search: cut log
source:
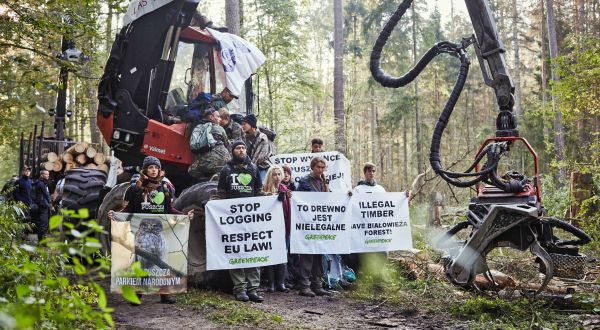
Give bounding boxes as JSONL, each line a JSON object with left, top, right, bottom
{"left": 59, "top": 153, "right": 73, "bottom": 163}
{"left": 474, "top": 271, "right": 516, "bottom": 291}
{"left": 66, "top": 143, "right": 86, "bottom": 155}
{"left": 93, "top": 153, "right": 105, "bottom": 165}
{"left": 40, "top": 152, "right": 58, "bottom": 163}
{"left": 40, "top": 162, "right": 54, "bottom": 171}
{"left": 52, "top": 161, "right": 63, "bottom": 172}
{"left": 97, "top": 164, "right": 109, "bottom": 173}
{"left": 85, "top": 163, "right": 97, "bottom": 169}
{"left": 65, "top": 162, "right": 80, "bottom": 171}
{"left": 85, "top": 147, "right": 97, "bottom": 158}
{"left": 75, "top": 154, "right": 87, "bottom": 165}
{"left": 81, "top": 142, "right": 89, "bottom": 149}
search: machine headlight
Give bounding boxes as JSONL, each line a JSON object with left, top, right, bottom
{"left": 124, "top": 133, "right": 131, "bottom": 143}
{"left": 112, "top": 131, "right": 120, "bottom": 140}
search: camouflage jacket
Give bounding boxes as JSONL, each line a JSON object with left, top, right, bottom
{"left": 223, "top": 119, "right": 244, "bottom": 144}
{"left": 188, "top": 121, "right": 232, "bottom": 177}
{"left": 244, "top": 130, "right": 272, "bottom": 171}
{"left": 210, "top": 93, "right": 228, "bottom": 110}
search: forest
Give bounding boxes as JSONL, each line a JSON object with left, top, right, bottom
{"left": 1, "top": 0, "right": 600, "bottom": 328}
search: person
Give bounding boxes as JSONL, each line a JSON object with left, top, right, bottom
{"left": 241, "top": 113, "right": 271, "bottom": 182}
{"left": 296, "top": 156, "right": 353, "bottom": 297}
{"left": 108, "top": 156, "right": 194, "bottom": 305}
{"left": 34, "top": 170, "right": 53, "bottom": 242}
{"left": 281, "top": 165, "right": 296, "bottom": 191}
{"left": 211, "top": 87, "right": 237, "bottom": 110}
{"left": 311, "top": 137, "right": 323, "bottom": 153}
{"left": 262, "top": 165, "right": 292, "bottom": 293}
{"left": 218, "top": 108, "right": 244, "bottom": 144}
{"left": 188, "top": 108, "right": 232, "bottom": 179}
{"left": 210, "top": 141, "right": 269, "bottom": 302}
{"left": 2, "top": 175, "right": 18, "bottom": 194}
{"left": 353, "top": 162, "right": 410, "bottom": 279}
{"left": 13, "top": 167, "right": 32, "bottom": 215}
{"left": 52, "top": 177, "right": 65, "bottom": 214}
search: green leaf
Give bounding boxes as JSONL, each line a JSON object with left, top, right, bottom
{"left": 70, "top": 229, "right": 82, "bottom": 237}
{"left": 23, "top": 262, "right": 37, "bottom": 270}
{"left": 50, "top": 313, "right": 66, "bottom": 322}
{"left": 43, "top": 279, "right": 59, "bottom": 289}
{"left": 121, "top": 285, "right": 140, "bottom": 304}
{"left": 49, "top": 215, "right": 62, "bottom": 230}
{"left": 57, "top": 277, "right": 69, "bottom": 287}
{"left": 103, "top": 313, "right": 115, "bottom": 327}
{"left": 16, "top": 284, "right": 31, "bottom": 298}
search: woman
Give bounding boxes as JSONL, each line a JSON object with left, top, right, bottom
{"left": 281, "top": 165, "right": 296, "bottom": 191}
{"left": 109, "top": 156, "right": 194, "bottom": 305}
{"left": 262, "top": 165, "right": 292, "bottom": 293}
{"left": 296, "top": 156, "right": 352, "bottom": 297}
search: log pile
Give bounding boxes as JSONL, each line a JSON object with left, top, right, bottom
{"left": 39, "top": 142, "right": 122, "bottom": 175}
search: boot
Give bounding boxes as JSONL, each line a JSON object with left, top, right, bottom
{"left": 266, "top": 266, "right": 275, "bottom": 292}
{"left": 313, "top": 287, "right": 333, "bottom": 296}
{"left": 248, "top": 293, "right": 264, "bottom": 302}
{"left": 299, "top": 287, "right": 315, "bottom": 297}
{"left": 275, "top": 264, "right": 289, "bottom": 292}
{"left": 235, "top": 292, "right": 249, "bottom": 301}
{"left": 160, "top": 294, "right": 176, "bottom": 304}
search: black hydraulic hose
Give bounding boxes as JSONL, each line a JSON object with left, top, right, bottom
{"left": 543, "top": 217, "right": 591, "bottom": 246}
{"left": 436, "top": 221, "right": 470, "bottom": 248}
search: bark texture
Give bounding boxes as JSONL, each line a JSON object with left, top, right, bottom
{"left": 333, "top": 0, "right": 345, "bottom": 154}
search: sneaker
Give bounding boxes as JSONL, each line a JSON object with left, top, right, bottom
{"left": 248, "top": 293, "right": 264, "bottom": 302}
{"left": 299, "top": 288, "right": 316, "bottom": 297}
{"left": 235, "top": 292, "right": 249, "bottom": 301}
{"left": 313, "top": 288, "right": 333, "bottom": 296}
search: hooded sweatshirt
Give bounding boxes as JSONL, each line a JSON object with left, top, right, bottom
{"left": 13, "top": 175, "right": 32, "bottom": 206}
{"left": 211, "top": 156, "right": 268, "bottom": 200}
{"left": 353, "top": 180, "right": 386, "bottom": 194}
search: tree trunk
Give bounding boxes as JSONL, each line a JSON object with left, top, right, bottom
{"left": 412, "top": 4, "right": 422, "bottom": 202}
{"left": 371, "top": 89, "right": 377, "bottom": 166}
{"left": 333, "top": 0, "right": 345, "bottom": 154}
{"left": 225, "top": 0, "right": 241, "bottom": 36}
{"left": 512, "top": 0, "right": 522, "bottom": 116}
{"left": 545, "top": 0, "right": 567, "bottom": 185}
{"left": 352, "top": 15, "right": 358, "bottom": 183}
{"left": 541, "top": 0, "right": 549, "bottom": 173}
{"left": 403, "top": 117, "right": 408, "bottom": 189}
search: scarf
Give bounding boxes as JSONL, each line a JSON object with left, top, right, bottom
{"left": 136, "top": 170, "right": 165, "bottom": 201}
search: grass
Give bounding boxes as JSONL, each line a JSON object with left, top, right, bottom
{"left": 177, "top": 288, "right": 286, "bottom": 327}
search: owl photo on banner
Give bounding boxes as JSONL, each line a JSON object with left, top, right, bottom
{"left": 134, "top": 218, "right": 167, "bottom": 270}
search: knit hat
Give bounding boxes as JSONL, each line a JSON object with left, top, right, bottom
{"left": 231, "top": 140, "right": 246, "bottom": 153}
{"left": 143, "top": 156, "right": 161, "bottom": 169}
{"left": 281, "top": 165, "right": 292, "bottom": 176}
{"left": 203, "top": 107, "right": 217, "bottom": 118}
{"left": 241, "top": 113, "right": 258, "bottom": 128}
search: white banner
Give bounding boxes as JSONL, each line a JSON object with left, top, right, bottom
{"left": 290, "top": 192, "right": 352, "bottom": 254}
{"left": 206, "top": 28, "right": 267, "bottom": 96}
{"left": 205, "top": 196, "right": 287, "bottom": 270}
{"left": 111, "top": 213, "right": 190, "bottom": 294}
{"left": 270, "top": 152, "right": 352, "bottom": 192}
{"left": 350, "top": 193, "right": 412, "bottom": 253}
{"left": 123, "top": 0, "right": 177, "bottom": 26}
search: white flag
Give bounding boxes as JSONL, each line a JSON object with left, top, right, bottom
{"left": 123, "top": 0, "right": 177, "bottom": 26}
{"left": 206, "top": 28, "right": 267, "bottom": 96}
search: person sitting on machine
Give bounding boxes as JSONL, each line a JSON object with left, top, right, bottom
{"left": 188, "top": 108, "right": 232, "bottom": 180}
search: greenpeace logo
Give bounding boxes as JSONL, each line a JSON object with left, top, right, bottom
{"left": 229, "top": 256, "right": 269, "bottom": 265}
{"left": 149, "top": 146, "right": 165, "bottom": 154}
{"left": 304, "top": 234, "right": 337, "bottom": 241}
{"left": 365, "top": 239, "right": 392, "bottom": 244}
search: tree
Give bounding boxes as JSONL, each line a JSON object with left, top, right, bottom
{"left": 225, "top": 0, "right": 241, "bottom": 36}
{"left": 333, "top": 0, "right": 345, "bottom": 154}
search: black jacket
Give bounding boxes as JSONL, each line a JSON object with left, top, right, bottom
{"left": 35, "top": 178, "right": 51, "bottom": 208}
{"left": 13, "top": 175, "right": 32, "bottom": 206}
{"left": 213, "top": 156, "right": 265, "bottom": 199}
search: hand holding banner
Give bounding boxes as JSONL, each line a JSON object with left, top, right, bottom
{"left": 270, "top": 152, "right": 352, "bottom": 192}
{"left": 205, "top": 196, "right": 287, "bottom": 270}
{"left": 290, "top": 192, "right": 352, "bottom": 254}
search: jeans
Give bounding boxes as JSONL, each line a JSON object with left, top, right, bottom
{"left": 229, "top": 267, "right": 261, "bottom": 295}
{"left": 259, "top": 170, "right": 268, "bottom": 182}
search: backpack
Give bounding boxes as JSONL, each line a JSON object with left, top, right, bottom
{"left": 229, "top": 113, "right": 244, "bottom": 125}
{"left": 190, "top": 122, "right": 217, "bottom": 154}
{"left": 258, "top": 125, "right": 277, "bottom": 142}
{"left": 29, "top": 181, "right": 40, "bottom": 216}
{"left": 176, "top": 92, "right": 212, "bottom": 124}
{"left": 321, "top": 254, "right": 356, "bottom": 291}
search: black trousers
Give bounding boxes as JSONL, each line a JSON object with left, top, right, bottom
{"left": 37, "top": 207, "right": 49, "bottom": 240}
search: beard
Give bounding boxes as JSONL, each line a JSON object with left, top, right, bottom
{"left": 232, "top": 153, "right": 246, "bottom": 164}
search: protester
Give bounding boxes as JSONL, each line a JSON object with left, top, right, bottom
{"left": 211, "top": 87, "right": 237, "bottom": 110}
{"left": 218, "top": 108, "right": 244, "bottom": 144}
{"left": 2, "top": 175, "right": 18, "bottom": 194}
{"left": 34, "top": 170, "right": 53, "bottom": 242}
{"left": 52, "top": 177, "right": 65, "bottom": 213}
{"left": 296, "top": 156, "right": 352, "bottom": 297}
{"left": 281, "top": 165, "right": 296, "bottom": 191}
{"left": 108, "top": 156, "right": 194, "bottom": 305}
{"left": 311, "top": 137, "right": 323, "bottom": 153}
{"left": 241, "top": 113, "right": 272, "bottom": 182}
{"left": 262, "top": 165, "right": 292, "bottom": 293}
{"left": 188, "top": 108, "right": 232, "bottom": 179}
{"left": 13, "top": 167, "right": 32, "bottom": 210}
{"left": 210, "top": 141, "right": 269, "bottom": 302}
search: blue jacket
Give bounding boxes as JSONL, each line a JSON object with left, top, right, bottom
{"left": 13, "top": 175, "right": 32, "bottom": 206}
{"left": 297, "top": 173, "right": 329, "bottom": 192}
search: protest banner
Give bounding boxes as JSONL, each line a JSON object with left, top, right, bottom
{"left": 290, "top": 192, "right": 352, "bottom": 254}
{"left": 205, "top": 196, "right": 287, "bottom": 270}
{"left": 111, "top": 213, "right": 190, "bottom": 294}
{"left": 270, "top": 152, "right": 352, "bottom": 192}
{"left": 350, "top": 193, "right": 412, "bottom": 253}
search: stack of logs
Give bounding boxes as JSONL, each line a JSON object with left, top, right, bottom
{"left": 39, "top": 142, "right": 123, "bottom": 174}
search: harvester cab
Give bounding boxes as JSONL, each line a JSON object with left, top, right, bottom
{"left": 370, "top": 0, "right": 591, "bottom": 293}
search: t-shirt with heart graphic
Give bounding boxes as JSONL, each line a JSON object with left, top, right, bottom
{"left": 217, "top": 160, "right": 263, "bottom": 199}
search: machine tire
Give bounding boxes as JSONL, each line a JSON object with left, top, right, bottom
{"left": 96, "top": 183, "right": 130, "bottom": 256}
{"left": 62, "top": 168, "right": 107, "bottom": 220}
{"left": 173, "top": 181, "right": 233, "bottom": 291}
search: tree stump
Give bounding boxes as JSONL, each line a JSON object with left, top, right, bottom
{"left": 427, "top": 191, "right": 445, "bottom": 227}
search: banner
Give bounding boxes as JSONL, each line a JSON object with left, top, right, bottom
{"left": 270, "top": 152, "right": 352, "bottom": 192}
{"left": 111, "top": 213, "right": 190, "bottom": 294}
{"left": 350, "top": 193, "right": 412, "bottom": 253}
{"left": 122, "top": 0, "right": 180, "bottom": 26}
{"left": 205, "top": 196, "right": 287, "bottom": 270}
{"left": 206, "top": 28, "right": 267, "bottom": 96}
{"left": 290, "top": 192, "right": 352, "bottom": 254}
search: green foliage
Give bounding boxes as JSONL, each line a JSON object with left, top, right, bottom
{"left": 0, "top": 198, "right": 114, "bottom": 329}
{"left": 539, "top": 173, "right": 571, "bottom": 217}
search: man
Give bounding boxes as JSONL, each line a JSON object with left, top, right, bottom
{"left": 13, "top": 167, "right": 32, "bottom": 224}
{"left": 311, "top": 137, "right": 323, "bottom": 153}
{"left": 211, "top": 87, "right": 237, "bottom": 110}
{"left": 34, "top": 170, "right": 53, "bottom": 241}
{"left": 218, "top": 108, "right": 244, "bottom": 144}
{"left": 2, "top": 175, "right": 19, "bottom": 194}
{"left": 241, "top": 113, "right": 271, "bottom": 181}
{"left": 210, "top": 141, "right": 269, "bottom": 302}
{"left": 188, "top": 108, "right": 232, "bottom": 179}
{"left": 353, "top": 162, "right": 387, "bottom": 194}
